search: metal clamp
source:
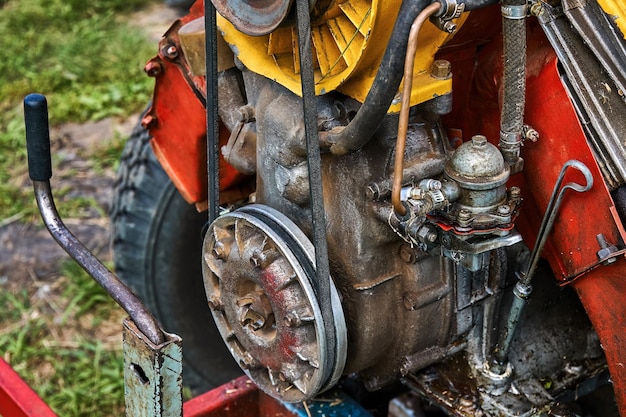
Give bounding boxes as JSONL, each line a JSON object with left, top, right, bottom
{"left": 431, "top": 0, "right": 465, "bottom": 33}
{"left": 501, "top": 3, "right": 529, "bottom": 19}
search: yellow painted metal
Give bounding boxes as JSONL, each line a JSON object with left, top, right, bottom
{"left": 597, "top": 0, "right": 626, "bottom": 38}
{"left": 217, "top": 0, "right": 467, "bottom": 110}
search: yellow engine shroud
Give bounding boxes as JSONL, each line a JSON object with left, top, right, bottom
{"left": 217, "top": 0, "right": 466, "bottom": 111}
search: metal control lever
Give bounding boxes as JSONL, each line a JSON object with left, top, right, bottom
{"left": 490, "top": 160, "right": 593, "bottom": 375}
{"left": 24, "top": 93, "right": 165, "bottom": 346}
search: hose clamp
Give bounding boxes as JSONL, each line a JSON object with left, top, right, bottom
{"left": 501, "top": 3, "right": 529, "bottom": 19}
{"left": 431, "top": 0, "right": 465, "bottom": 33}
{"left": 499, "top": 131, "right": 522, "bottom": 146}
{"left": 436, "top": 0, "right": 465, "bottom": 19}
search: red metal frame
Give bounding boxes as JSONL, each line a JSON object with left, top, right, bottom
{"left": 0, "top": 367, "right": 296, "bottom": 417}
{"left": 142, "top": 1, "right": 246, "bottom": 207}
{"left": 0, "top": 358, "right": 57, "bottom": 417}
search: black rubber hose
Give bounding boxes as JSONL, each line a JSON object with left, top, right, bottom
{"left": 322, "top": 0, "right": 498, "bottom": 155}
{"left": 321, "top": 0, "right": 432, "bottom": 155}
{"left": 499, "top": 0, "right": 527, "bottom": 162}
{"left": 463, "top": 0, "right": 499, "bottom": 11}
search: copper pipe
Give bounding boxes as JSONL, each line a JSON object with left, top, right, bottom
{"left": 392, "top": 2, "right": 442, "bottom": 216}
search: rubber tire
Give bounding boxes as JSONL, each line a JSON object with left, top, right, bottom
{"left": 110, "top": 118, "right": 241, "bottom": 393}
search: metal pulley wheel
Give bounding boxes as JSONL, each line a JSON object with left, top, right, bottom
{"left": 211, "top": 0, "right": 294, "bottom": 36}
{"left": 202, "top": 204, "right": 347, "bottom": 402}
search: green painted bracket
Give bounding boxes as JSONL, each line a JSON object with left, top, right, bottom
{"left": 123, "top": 318, "right": 183, "bottom": 417}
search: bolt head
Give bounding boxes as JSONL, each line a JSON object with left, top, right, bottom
{"left": 162, "top": 44, "right": 179, "bottom": 60}
{"left": 144, "top": 61, "right": 162, "bottom": 77}
{"left": 403, "top": 292, "right": 419, "bottom": 311}
{"left": 497, "top": 205, "right": 511, "bottom": 215}
{"left": 141, "top": 114, "right": 157, "bottom": 129}
{"left": 431, "top": 60, "right": 452, "bottom": 80}
{"left": 208, "top": 296, "right": 224, "bottom": 311}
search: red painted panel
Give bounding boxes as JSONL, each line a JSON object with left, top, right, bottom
{"left": 0, "top": 358, "right": 57, "bottom": 417}
{"left": 440, "top": 16, "right": 626, "bottom": 414}
{"left": 573, "top": 264, "right": 626, "bottom": 417}
{"left": 183, "top": 376, "right": 297, "bottom": 417}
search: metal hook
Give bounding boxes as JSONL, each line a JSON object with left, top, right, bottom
{"left": 524, "top": 160, "right": 593, "bottom": 285}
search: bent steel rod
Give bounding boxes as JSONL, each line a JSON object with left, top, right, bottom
{"left": 24, "top": 93, "right": 165, "bottom": 346}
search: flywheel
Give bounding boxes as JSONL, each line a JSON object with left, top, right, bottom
{"left": 201, "top": 204, "right": 347, "bottom": 402}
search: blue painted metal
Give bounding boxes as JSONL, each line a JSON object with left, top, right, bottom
{"left": 281, "top": 389, "right": 373, "bottom": 417}
{"left": 123, "top": 318, "right": 183, "bottom": 417}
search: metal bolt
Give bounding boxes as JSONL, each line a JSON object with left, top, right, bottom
{"left": 530, "top": 2, "right": 544, "bottom": 17}
{"left": 596, "top": 234, "right": 619, "bottom": 265}
{"left": 523, "top": 126, "right": 540, "bottom": 142}
{"left": 208, "top": 295, "right": 224, "bottom": 311}
{"left": 442, "top": 21, "right": 457, "bottom": 33}
{"left": 497, "top": 205, "right": 511, "bottom": 216}
{"left": 141, "top": 114, "right": 157, "bottom": 129}
{"left": 471, "top": 135, "right": 488, "bottom": 147}
{"left": 239, "top": 353, "right": 259, "bottom": 370}
{"left": 431, "top": 60, "right": 452, "bottom": 80}
{"left": 365, "top": 185, "right": 378, "bottom": 200}
{"left": 284, "top": 312, "right": 302, "bottom": 327}
{"left": 212, "top": 241, "right": 226, "bottom": 259}
{"left": 250, "top": 250, "right": 270, "bottom": 269}
{"left": 457, "top": 209, "right": 472, "bottom": 227}
{"left": 163, "top": 44, "right": 178, "bottom": 60}
{"left": 508, "top": 186, "right": 521, "bottom": 200}
{"left": 399, "top": 244, "right": 417, "bottom": 263}
{"left": 459, "top": 395, "right": 474, "bottom": 408}
{"left": 144, "top": 60, "right": 163, "bottom": 77}
{"left": 403, "top": 292, "right": 419, "bottom": 311}
{"left": 237, "top": 105, "right": 255, "bottom": 123}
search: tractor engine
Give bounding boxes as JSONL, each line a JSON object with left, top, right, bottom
{"left": 142, "top": 0, "right": 624, "bottom": 414}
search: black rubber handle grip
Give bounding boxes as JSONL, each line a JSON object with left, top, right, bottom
{"left": 24, "top": 94, "right": 52, "bottom": 182}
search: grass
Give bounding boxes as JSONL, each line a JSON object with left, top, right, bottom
{"left": 0, "top": 0, "right": 159, "bottom": 219}
{"left": 0, "top": 0, "right": 164, "bottom": 415}
{"left": 0, "top": 261, "right": 127, "bottom": 416}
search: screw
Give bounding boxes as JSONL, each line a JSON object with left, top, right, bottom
{"left": 524, "top": 127, "right": 540, "bottom": 142}
{"left": 444, "top": 21, "right": 457, "bottom": 33}
{"left": 144, "top": 60, "right": 163, "bottom": 77}
{"left": 431, "top": 60, "right": 452, "bottom": 80}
